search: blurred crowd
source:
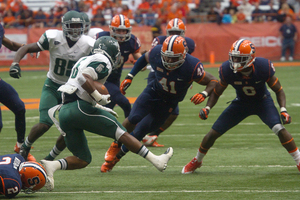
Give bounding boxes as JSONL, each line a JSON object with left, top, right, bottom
{"left": 0, "top": 0, "right": 198, "bottom": 28}
{"left": 207, "top": 0, "right": 300, "bottom": 24}
{"left": 0, "top": 0, "right": 299, "bottom": 29}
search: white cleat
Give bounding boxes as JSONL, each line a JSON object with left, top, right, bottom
{"left": 40, "top": 160, "right": 55, "bottom": 191}
{"left": 152, "top": 147, "right": 173, "bottom": 172}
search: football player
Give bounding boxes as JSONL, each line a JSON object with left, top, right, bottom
{"left": 9, "top": 10, "right": 95, "bottom": 161}
{"left": 81, "top": 12, "right": 103, "bottom": 39}
{"left": 143, "top": 18, "right": 196, "bottom": 147}
{"left": 100, "top": 35, "right": 217, "bottom": 173}
{"left": 0, "top": 23, "right": 36, "bottom": 161}
{"left": 0, "top": 154, "right": 47, "bottom": 198}
{"left": 182, "top": 39, "right": 300, "bottom": 174}
{"left": 95, "top": 14, "right": 142, "bottom": 119}
{"left": 40, "top": 36, "right": 173, "bottom": 191}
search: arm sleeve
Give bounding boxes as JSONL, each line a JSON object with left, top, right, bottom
{"left": 129, "top": 53, "right": 148, "bottom": 76}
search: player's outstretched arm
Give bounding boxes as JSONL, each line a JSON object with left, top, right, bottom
{"left": 120, "top": 52, "right": 149, "bottom": 95}
{"left": 267, "top": 75, "right": 291, "bottom": 124}
{"left": 191, "top": 72, "right": 218, "bottom": 105}
{"left": 199, "top": 79, "right": 227, "bottom": 120}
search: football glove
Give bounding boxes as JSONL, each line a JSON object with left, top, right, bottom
{"left": 98, "top": 94, "right": 111, "bottom": 105}
{"left": 91, "top": 90, "right": 111, "bottom": 105}
{"left": 9, "top": 62, "right": 21, "bottom": 79}
{"left": 281, "top": 111, "right": 291, "bottom": 124}
{"left": 190, "top": 91, "right": 208, "bottom": 105}
{"left": 120, "top": 74, "right": 133, "bottom": 95}
{"left": 94, "top": 104, "right": 119, "bottom": 118}
{"left": 199, "top": 107, "right": 210, "bottom": 120}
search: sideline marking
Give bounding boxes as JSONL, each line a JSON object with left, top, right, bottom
{"left": 37, "top": 189, "right": 300, "bottom": 194}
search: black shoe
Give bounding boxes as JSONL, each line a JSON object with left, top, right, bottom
{"left": 19, "top": 145, "right": 30, "bottom": 161}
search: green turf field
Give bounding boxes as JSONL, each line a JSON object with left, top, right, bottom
{"left": 1, "top": 65, "right": 300, "bottom": 200}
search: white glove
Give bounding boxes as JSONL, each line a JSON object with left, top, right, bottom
{"left": 94, "top": 104, "right": 119, "bottom": 118}
{"left": 91, "top": 90, "right": 111, "bottom": 105}
{"left": 98, "top": 94, "right": 111, "bottom": 105}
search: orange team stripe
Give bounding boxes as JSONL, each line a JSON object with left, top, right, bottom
{"left": 0, "top": 97, "right": 138, "bottom": 110}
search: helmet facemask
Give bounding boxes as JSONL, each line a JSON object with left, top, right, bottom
{"left": 63, "top": 22, "right": 84, "bottom": 41}
{"left": 109, "top": 27, "right": 132, "bottom": 42}
{"left": 62, "top": 11, "right": 85, "bottom": 42}
{"left": 229, "top": 39, "right": 256, "bottom": 73}
{"left": 109, "top": 14, "right": 132, "bottom": 42}
{"left": 161, "top": 50, "right": 185, "bottom": 70}
{"left": 161, "top": 35, "right": 187, "bottom": 71}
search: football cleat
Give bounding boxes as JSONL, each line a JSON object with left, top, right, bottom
{"left": 142, "top": 135, "right": 158, "bottom": 146}
{"left": 181, "top": 157, "right": 202, "bottom": 174}
{"left": 152, "top": 147, "right": 173, "bottom": 172}
{"left": 151, "top": 141, "right": 164, "bottom": 147}
{"left": 40, "top": 160, "right": 55, "bottom": 191}
{"left": 14, "top": 143, "right": 36, "bottom": 162}
{"left": 297, "top": 163, "right": 300, "bottom": 172}
{"left": 104, "top": 141, "right": 121, "bottom": 162}
{"left": 100, "top": 158, "right": 120, "bottom": 173}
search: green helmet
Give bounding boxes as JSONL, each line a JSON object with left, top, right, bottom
{"left": 93, "top": 36, "right": 121, "bottom": 69}
{"left": 62, "top": 10, "right": 84, "bottom": 41}
{"left": 81, "top": 12, "right": 91, "bottom": 35}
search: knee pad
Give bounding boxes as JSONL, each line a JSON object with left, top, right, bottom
{"left": 272, "top": 124, "right": 285, "bottom": 135}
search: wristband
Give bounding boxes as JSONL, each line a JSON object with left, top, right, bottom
{"left": 201, "top": 91, "right": 208, "bottom": 97}
{"left": 91, "top": 90, "right": 102, "bottom": 102}
{"left": 127, "top": 73, "right": 134, "bottom": 78}
{"left": 280, "top": 107, "right": 287, "bottom": 112}
{"left": 205, "top": 106, "right": 211, "bottom": 110}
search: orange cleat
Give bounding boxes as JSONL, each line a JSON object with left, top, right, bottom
{"left": 181, "top": 157, "right": 202, "bottom": 174}
{"left": 100, "top": 158, "right": 120, "bottom": 173}
{"left": 14, "top": 142, "right": 36, "bottom": 162}
{"left": 151, "top": 141, "right": 164, "bottom": 147}
{"left": 142, "top": 135, "right": 157, "bottom": 146}
{"left": 104, "top": 141, "right": 120, "bottom": 162}
{"left": 297, "top": 163, "right": 300, "bottom": 172}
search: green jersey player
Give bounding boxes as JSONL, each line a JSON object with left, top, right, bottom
{"left": 9, "top": 10, "right": 95, "bottom": 161}
{"left": 39, "top": 36, "right": 173, "bottom": 191}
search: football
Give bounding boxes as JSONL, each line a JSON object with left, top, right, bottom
{"left": 94, "top": 81, "right": 109, "bottom": 95}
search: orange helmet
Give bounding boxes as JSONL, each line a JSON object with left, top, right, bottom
{"left": 166, "top": 18, "right": 186, "bottom": 37}
{"left": 19, "top": 161, "right": 47, "bottom": 193}
{"left": 229, "top": 39, "right": 256, "bottom": 73}
{"left": 109, "top": 14, "right": 132, "bottom": 42}
{"left": 161, "top": 35, "right": 187, "bottom": 70}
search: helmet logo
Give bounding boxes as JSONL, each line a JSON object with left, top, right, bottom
{"left": 27, "top": 176, "right": 41, "bottom": 187}
{"left": 71, "top": 17, "right": 81, "bottom": 22}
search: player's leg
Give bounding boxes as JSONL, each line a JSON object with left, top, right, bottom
{"left": 44, "top": 134, "right": 66, "bottom": 160}
{"left": 104, "top": 88, "right": 153, "bottom": 163}
{"left": 144, "top": 106, "right": 179, "bottom": 147}
{"left": 259, "top": 97, "right": 300, "bottom": 171}
{"left": 55, "top": 100, "right": 173, "bottom": 173}
{"left": 0, "top": 80, "right": 36, "bottom": 161}
{"left": 182, "top": 101, "right": 249, "bottom": 174}
{"left": 114, "top": 100, "right": 175, "bottom": 164}
{"left": 41, "top": 127, "right": 91, "bottom": 191}
{"left": 20, "top": 79, "right": 62, "bottom": 160}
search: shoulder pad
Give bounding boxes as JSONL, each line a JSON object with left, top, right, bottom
{"left": 81, "top": 35, "right": 96, "bottom": 47}
{"left": 44, "top": 29, "right": 61, "bottom": 39}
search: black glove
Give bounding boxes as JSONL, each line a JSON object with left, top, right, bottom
{"left": 9, "top": 62, "right": 21, "bottom": 79}
{"left": 199, "top": 107, "right": 210, "bottom": 120}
